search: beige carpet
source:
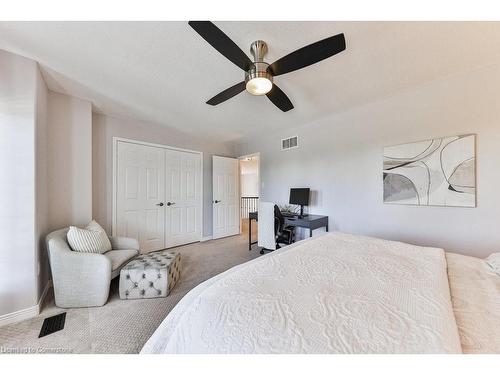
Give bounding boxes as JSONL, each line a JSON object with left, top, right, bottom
{"left": 0, "top": 235, "right": 260, "bottom": 354}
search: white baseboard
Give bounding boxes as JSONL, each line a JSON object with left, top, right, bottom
{"left": 0, "top": 305, "right": 39, "bottom": 327}
{"left": 37, "top": 280, "right": 52, "bottom": 313}
{"left": 0, "top": 280, "right": 52, "bottom": 327}
{"left": 200, "top": 236, "right": 213, "bottom": 242}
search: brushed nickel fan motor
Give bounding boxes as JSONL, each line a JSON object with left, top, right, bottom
{"left": 245, "top": 40, "right": 273, "bottom": 95}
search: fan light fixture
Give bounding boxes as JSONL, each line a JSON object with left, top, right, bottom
{"left": 245, "top": 43, "right": 273, "bottom": 96}
{"left": 245, "top": 40, "right": 273, "bottom": 95}
{"left": 246, "top": 77, "right": 272, "bottom": 95}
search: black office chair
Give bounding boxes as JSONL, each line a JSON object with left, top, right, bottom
{"left": 274, "top": 205, "right": 295, "bottom": 248}
{"left": 260, "top": 205, "right": 296, "bottom": 254}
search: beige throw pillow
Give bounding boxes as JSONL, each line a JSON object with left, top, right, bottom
{"left": 67, "top": 220, "right": 112, "bottom": 254}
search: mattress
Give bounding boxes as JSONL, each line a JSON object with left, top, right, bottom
{"left": 446, "top": 252, "right": 500, "bottom": 353}
{"left": 141, "top": 232, "right": 462, "bottom": 354}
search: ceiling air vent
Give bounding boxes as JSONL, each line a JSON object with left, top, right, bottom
{"left": 281, "top": 136, "right": 299, "bottom": 151}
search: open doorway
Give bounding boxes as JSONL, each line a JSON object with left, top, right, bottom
{"left": 239, "top": 153, "right": 259, "bottom": 241}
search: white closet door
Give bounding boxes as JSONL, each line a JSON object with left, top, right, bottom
{"left": 165, "top": 149, "right": 202, "bottom": 248}
{"left": 212, "top": 156, "right": 239, "bottom": 239}
{"left": 116, "top": 142, "right": 165, "bottom": 253}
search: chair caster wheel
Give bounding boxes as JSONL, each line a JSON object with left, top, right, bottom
{"left": 260, "top": 249, "right": 265, "bottom": 255}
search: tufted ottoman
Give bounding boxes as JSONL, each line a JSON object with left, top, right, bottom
{"left": 119, "top": 250, "right": 181, "bottom": 300}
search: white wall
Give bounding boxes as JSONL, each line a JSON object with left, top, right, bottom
{"left": 238, "top": 63, "right": 500, "bottom": 257}
{"left": 35, "top": 64, "right": 49, "bottom": 300}
{"left": 47, "top": 92, "right": 92, "bottom": 231}
{"left": 0, "top": 50, "right": 38, "bottom": 316}
{"left": 0, "top": 50, "right": 93, "bottom": 321}
{"left": 92, "top": 113, "right": 236, "bottom": 238}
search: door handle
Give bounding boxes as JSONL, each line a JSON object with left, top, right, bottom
{"left": 156, "top": 202, "right": 164, "bottom": 206}
{"left": 166, "top": 202, "right": 175, "bottom": 206}
{"left": 213, "top": 200, "right": 221, "bottom": 203}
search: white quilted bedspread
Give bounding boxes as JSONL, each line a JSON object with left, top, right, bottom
{"left": 141, "top": 233, "right": 462, "bottom": 354}
{"left": 446, "top": 252, "right": 500, "bottom": 353}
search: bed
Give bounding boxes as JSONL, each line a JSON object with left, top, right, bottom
{"left": 446, "top": 252, "right": 500, "bottom": 353}
{"left": 141, "top": 232, "right": 500, "bottom": 354}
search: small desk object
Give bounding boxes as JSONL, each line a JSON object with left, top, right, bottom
{"left": 248, "top": 212, "right": 328, "bottom": 251}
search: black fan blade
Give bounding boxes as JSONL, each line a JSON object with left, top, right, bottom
{"left": 189, "top": 21, "right": 252, "bottom": 71}
{"left": 206, "top": 81, "right": 246, "bottom": 105}
{"left": 266, "top": 84, "right": 294, "bottom": 112}
{"left": 268, "top": 33, "right": 346, "bottom": 76}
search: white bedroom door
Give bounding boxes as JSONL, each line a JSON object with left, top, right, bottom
{"left": 116, "top": 141, "right": 166, "bottom": 253}
{"left": 212, "top": 156, "right": 239, "bottom": 239}
{"left": 165, "top": 149, "right": 202, "bottom": 248}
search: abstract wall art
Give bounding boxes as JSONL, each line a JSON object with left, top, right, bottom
{"left": 383, "top": 134, "right": 476, "bottom": 207}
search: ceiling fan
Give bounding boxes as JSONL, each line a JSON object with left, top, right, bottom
{"left": 188, "top": 21, "right": 346, "bottom": 112}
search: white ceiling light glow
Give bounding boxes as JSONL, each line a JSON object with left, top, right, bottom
{"left": 246, "top": 77, "right": 273, "bottom": 95}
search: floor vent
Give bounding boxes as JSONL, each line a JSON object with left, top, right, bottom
{"left": 281, "top": 136, "right": 299, "bottom": 150}
{"left": 39, "top": 312, "right": 66, "bottom": 338}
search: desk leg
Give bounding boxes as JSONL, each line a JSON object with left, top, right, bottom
{"left": 249, "top": 218, "right": 252, "bottom": 251}
{"left": 310, "top": 228, "right": 313, "bottom": 237}
{"left": 326, "top": 224, "right": 329, "bottom": 232}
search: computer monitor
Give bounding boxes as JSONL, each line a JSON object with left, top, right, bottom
{"left": 289, "top": 188, "right": 310, "bottom": 217}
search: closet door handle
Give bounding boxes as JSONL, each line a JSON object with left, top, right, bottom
{"left": 156, "top": 202, "right": 164, "bottom": 207}
{"left": 166, "top": 202, "right": 175, "bottom": 206}
{"left": 213, "top": 200, "right": 221, "bottom": 204}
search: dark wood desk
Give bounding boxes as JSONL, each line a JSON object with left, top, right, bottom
{"left": 248, "top": 211, "right": 329, "bottom": 250}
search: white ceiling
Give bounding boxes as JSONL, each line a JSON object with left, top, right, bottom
{"left": 1, "top": 21, "right": 500, "bottom": 143}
